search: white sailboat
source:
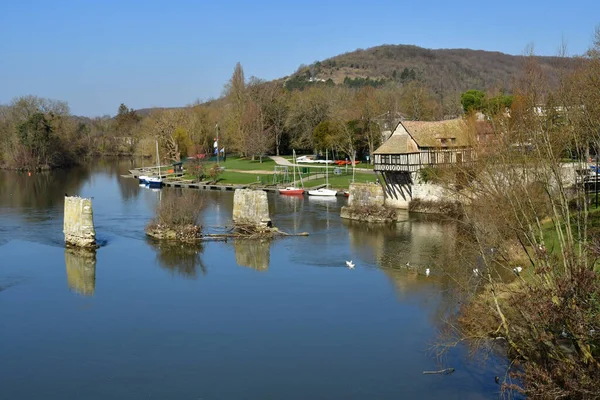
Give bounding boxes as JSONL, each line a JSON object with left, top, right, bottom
{"left": 279, "top": 149, "right": 305, "bottom": 195}
{"left": 308, "top": 149, "right": 337, "bottom": 197}
{"left": 146, "top": 141, "right": 163, "bottom": 188}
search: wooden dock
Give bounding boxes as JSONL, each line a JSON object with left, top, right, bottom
{"left": 128, "top": 166, "right": 185, "bottom": 180}
{"left": 124, "top": 168, "right": 346, "bottom": 195}
{"left": 162, "top": 179, "right": 247, "bottom": 191}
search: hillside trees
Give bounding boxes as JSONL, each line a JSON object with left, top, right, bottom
{"left": 144, "top": 109, "right": 192, "bottom": 162}
{"left": 286, "top": 87, "right": 330, "bottom": 150}
{"left": 258, "top": 82, "right": 288, "bottom": 156}
{"left": 400, "top": 81, "right": 443, "bottom": 120}
{"left": 115, "top": 103, "right": 141, "bottom": 135}
{"left": 460, "top": 89, "right": 486, "bottom": 113}
{"left": 0, "top": 96, "right": 86, "bottom": 169}
{"left": 224, "top": 62, "right": 248, "bottom": 156}
{"left": 353, "top": 86, "right": 383, "bottom": 163}
{"left": 460, "top": 89, "right": 513, "bottom": 116}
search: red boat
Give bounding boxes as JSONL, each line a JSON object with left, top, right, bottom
{"left": 279, "top": 187, "right": 305, "bottom": 195}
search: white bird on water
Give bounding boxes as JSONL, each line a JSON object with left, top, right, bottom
{"left": 425, "top": 268, "right": 430, "bottom": 277}
{"left": 346, "top": 260, "right": 355, "bottom": 269}
{"left": 513, "top": 266, "right": 523, "bottom": 274}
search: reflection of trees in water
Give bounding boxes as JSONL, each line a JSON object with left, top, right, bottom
{"left": 269, "top": 194, "right": 305, "bottom": 233}
{"left": 117, "top": 176, "right": 141, "bottom": 202}
{"left": 113, "top": 158, "right": 142, "bottom": 202}
{"left": 64, "top": 248, "right": 96, "bottom": 296}
{"left": 233, "top": 239, "right": 271, "bottom": 271}
{"left": 146, "top": 238, "right": 206, "bottom": 279}
{"left": 345, "top": 217, "right": 457, "bottom": 268}
{"left": 346, "top": 217, "right": 463, "bottom": 301}
{"left": 0, "top": 167, "right": 91, "bottom": 221}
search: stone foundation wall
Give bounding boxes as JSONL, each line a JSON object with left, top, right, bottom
{"left": 347, "top": 182, "right": 385, "bottom": 207}
{"left": 412, "top": 183, "right": 447, "bottom": 202}
{"left": 383, "top": 184, "right": 410, "bottom": 209}
{"left": 233, "top": 189, "right": 271, "bottom": 227}
{"left": 63, "top": 196, "right": 96, "bottom": 248}
{"left": 342, "top": 183, "right": 397, "bottom": 222}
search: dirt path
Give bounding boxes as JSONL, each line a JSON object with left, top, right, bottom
{"left": 269, "top": 155, "right": 374, "bottom": 172}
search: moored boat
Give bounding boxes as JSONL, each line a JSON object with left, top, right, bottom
{"left": 307, "top": 149, "right": 337, "bottom": 197}
{"left": 279, "top": 187, "right": 304, "bottom": 195}
{"left": 145, "top": 176, "right": 162, "bottom": 188}
{"left": 279, "top": 150, "right": 305, "bottom": 196}
{"left": 307, "top": 188, "right": 337, "bottom": 197}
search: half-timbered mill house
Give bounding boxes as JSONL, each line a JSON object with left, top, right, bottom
{"left": 373, "top": 118, "right": 474, "bottom": 208}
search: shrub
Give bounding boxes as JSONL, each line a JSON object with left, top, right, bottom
{"left": 207, "top": 163, "right": 223, "bottom": 183}
{"left": 151, "top": 190, "right": 204, "bottom": 228}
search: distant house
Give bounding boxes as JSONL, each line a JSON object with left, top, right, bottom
{"left": 373, "top": 119, "right": 474, "bottom": 173}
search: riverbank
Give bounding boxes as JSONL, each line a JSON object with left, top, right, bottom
{"left": 137, "top": 155, "right": 377, "bottom": 190}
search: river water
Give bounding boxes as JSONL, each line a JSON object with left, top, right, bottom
{"left": 0, "top": 159, "right": 504, "bottom": 399}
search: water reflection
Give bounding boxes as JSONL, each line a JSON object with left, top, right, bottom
{"left": 64, "top": 248, "right": 96, "bottom": 296}
{"left": 233, "top": 239, "right": 271, "bottom": 271}
{"left": 270, "top": 194, "right": 305, "bottom": 233}
{"left": 346, "top": 215, "right": 458, "bottom": 270}
{"left": 0, "top": 160, "right": 504, "bottom": 399}
{"left": 0, "top": 167, "right": 90, "bottom": 219}
{"left": 146, "top": 238, "right": 206, "bottom": 278}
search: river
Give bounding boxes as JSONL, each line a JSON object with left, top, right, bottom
{"left": 0, "top": 159, "right": 505, "bottom": 399}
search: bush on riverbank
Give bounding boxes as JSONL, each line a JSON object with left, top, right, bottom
{"left": 439, "top": 41, "right": 600, "bottom": 398}
{"left": 146, "top": 190, "right": 204, "bottom": 241}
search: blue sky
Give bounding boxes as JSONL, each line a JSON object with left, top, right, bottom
{"left": 1, "top": 0, "right": 598, "bottom": 116}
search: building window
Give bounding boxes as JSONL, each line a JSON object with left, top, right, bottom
{"left": 439, "top": 138, "right": 448, "bottom": 145}
{"left": 450, "top": 138, "right": 456, "bottom": 144}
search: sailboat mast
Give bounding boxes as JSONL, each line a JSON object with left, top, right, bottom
{"left": 156, "top": 141, "right": 160, "bottom": 177}
{"left": 326, "top": 149, "right": 329, "bottom": 188}
{"left": 292, "top": 149, "right": 297, "bottom": 184}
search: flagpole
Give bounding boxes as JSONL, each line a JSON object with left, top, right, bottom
{"left": 215, "top": 123, "right": 220, "bottom": 166}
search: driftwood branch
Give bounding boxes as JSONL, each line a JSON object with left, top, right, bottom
{"left": 422, "top": 368, "right": 455, "bottom": 375}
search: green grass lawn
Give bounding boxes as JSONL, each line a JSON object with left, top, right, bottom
{"left": 302, "top": 172, "right": 376, "bottom": 189}
{"left": 216, "top": 171, "right": 266, "bottom": 185}
{"left": 210, "top": 170, "right": 374, "bottom": 188}
{"left": 220, "top": 156, "right": 276, "bottom": 171}
{"left": 181, "top": 155, "right": 375, "bottom": 187}
{"left": 542, "top": 204, "right": 600, "bottom": 257}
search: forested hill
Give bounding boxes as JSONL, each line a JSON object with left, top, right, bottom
{"left": 285, "top": 44, "right": 568, "bottom": 93}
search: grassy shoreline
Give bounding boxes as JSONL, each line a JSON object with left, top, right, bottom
{"left": 183, "top": 156, "right": 376, "bottom": 189}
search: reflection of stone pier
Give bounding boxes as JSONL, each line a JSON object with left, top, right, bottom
{"left": 65, "top": 248, "right": 96, "bottom": 296}
{"left": 234, "top": 240, "right": 270, "bottom": 271}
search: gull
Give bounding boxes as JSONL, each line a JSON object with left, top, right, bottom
{"left": 513, "top": 266, "right": 522, "bottom": 274}
{"left": 346, "top": 260, "right": 355, "bottom": 269}
{"left": 425, "top": 268, "right": 430, "bottom": 277}
{"left": 473, "top": 268, "right": 480, "bottom": 276}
